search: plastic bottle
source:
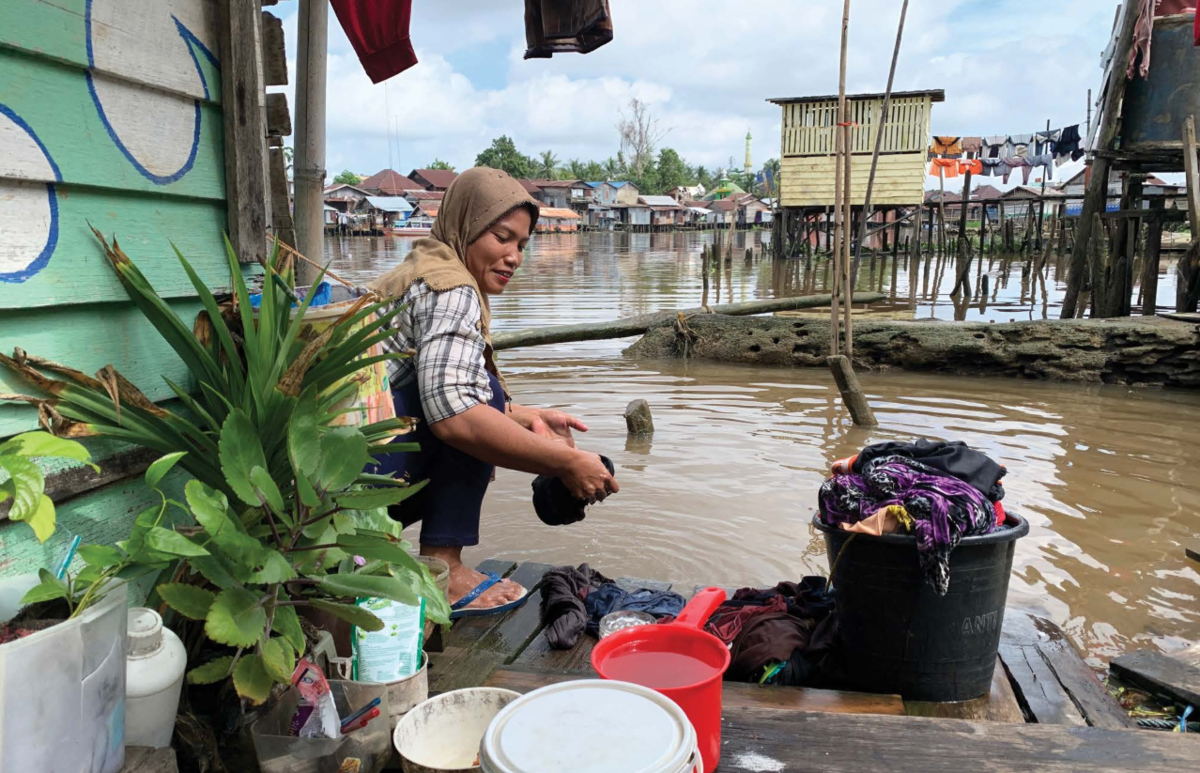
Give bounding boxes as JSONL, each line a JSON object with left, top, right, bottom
{"left": 125, "top": 607, "right": 186, "bottom": 748}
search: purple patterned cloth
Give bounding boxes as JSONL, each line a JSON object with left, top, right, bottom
{"left": 819, "top": 455, "right": 997, "bottom": 595}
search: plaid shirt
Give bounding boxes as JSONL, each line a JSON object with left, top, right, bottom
{"left": 381, "top": 281, "right": 493, "bottom": 424}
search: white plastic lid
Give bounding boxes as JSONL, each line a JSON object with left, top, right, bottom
{"left": 126, "top": 607, "right": 164, "bottom": 658}
{"left": 479, "top": 680, "right": 697, "bottom": 773}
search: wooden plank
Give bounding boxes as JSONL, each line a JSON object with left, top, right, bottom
{"left": 217, "top": 0, "right": 267, "bottom": 265}
{"left": 719, "top": 708, "right": 1200, "bottom": 773}
{"left": 0, "top": 187, "right": 231, "bottom": 309}
{"left": 1169, "top": 643, "right": 1200, "bottom": 670}
{"left": 485, "top": 666, "right": 907, "bottom": 716}
{"left": 120, "top": 747, "right": 178, "bottom": 773}
{"left": 265, "top": 92, "right": 291, "bottom": 137}
{"left": 905, "top": 657, "right": 1025, "bottom": 723}
{"left": 0, "top": 446, "right": 157, "bottom": 521}
{"left": 1110, "top": 649, "right": 1200, "bottom": 709}
{"left": 998, "top": 641, "right": 1086, "bottom": 727}
{"left": 268, "top": 146, "right": 297, "bottom": 248}
{"left": 0, "top": 299, "right": 208, "bottom": 436}
{"left": 427, "top": 560, "right": 552, "bottom": 694}
{"left": 1186, "top": 544, "right": 1200, "bottom": 565}
{"left": 260, "top": 10, "right": 287, "bottom": 87}
{"left": 1038, "top": 639, "right": 1134, "bottom": 730}
{"left": 0, "top": 54, "right": 225, "bottom": 198}
{"left": 0, "top": 0, "right": 222, "bottom": 103}
{"left": 1185, "top": 115, "right": 1200, "bottom": 237}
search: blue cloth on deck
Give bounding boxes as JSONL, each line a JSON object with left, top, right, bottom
{"left": 584, "top": 584, "right": 687, "bottom": 637}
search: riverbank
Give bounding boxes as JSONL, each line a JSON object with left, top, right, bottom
{"left": 626, "top": 314, "right": 1200, "bottom": 387}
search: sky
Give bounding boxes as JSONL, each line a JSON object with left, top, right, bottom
{"left": 275, "top": 1, "right": 1121, "bottom": 191}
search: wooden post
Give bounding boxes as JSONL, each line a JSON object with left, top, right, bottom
{"left": 892, "top": 211, "right": 901, "bottom": 260}
{"left": 937, "top": 170, "right": 948, "bottom": 256}
{"left": 827, "top": 355, "right": 877, "bottom": 426}
{"left": 830, "top": 0, "right": 852, "bottom": 356}
{"left": 1061, "top": 1, "right": 1138, "bottom": 318}
{"left": 1088, "top": 212, "right": 1107, "bottom": 317}
{"left": 217, "top": 0, "right": 269, "bottom": 266}
{"left": 850, "top": 0, "right": 909, "bottom": 279}
{"left": 293, "top": 0, "right": 328, "bottom": 284}
{"left": 843, "top": 124, "right": 854, "bottom": 357}
{"left": 1036, "top": 119, "right": 1050, "bottom": 251}
{"left": 952, "top": 168, "right": 973, "bottom": 295}
{"left": 1142, "top": 198, "right": 1164, "bottom": 316}
{"left": 1183, "top": 116, "right": 1200, "bottom": 236}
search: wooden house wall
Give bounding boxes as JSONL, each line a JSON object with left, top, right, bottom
{"left": 0, "top": 0, "right": 233, "bottom": 575}
{"left": 778, "top": 94, "right": 933, "bottom": 208}
{"left": 615, "top": 184, "right": 640, "bottom": 205}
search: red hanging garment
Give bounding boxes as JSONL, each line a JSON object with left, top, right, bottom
{"left": 330, "top": 0, "right": 418, "bottom": 84}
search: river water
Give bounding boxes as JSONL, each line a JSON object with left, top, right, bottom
{"left": 328, "top": 231, "right": 1200, "bottom": 666}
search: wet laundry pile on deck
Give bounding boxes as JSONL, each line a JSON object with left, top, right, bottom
{"left": 703, "top": 578, "right": 842, "bottom": 688}
{"left": 818, "top": 440, "right": 1007, "bottom": 595}
{"left": 539, "top": 564, "right": 686, "bottom": 650}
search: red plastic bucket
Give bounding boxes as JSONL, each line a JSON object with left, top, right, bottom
{"left": 590, "top": 588, "right": 729, "bottom": 772}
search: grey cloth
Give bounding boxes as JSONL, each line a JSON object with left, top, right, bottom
{"left": 1010, "top": 133, "right": 1034, "bottom": 160}
{"left": 984, "top": 135, "right": 1009, "bottom": 159}
{"left": 980, "top": 158, "right": 1012, "bottom": 183}
{"left": 1035, "top": 130, "right": 1060, "bottom": 157}
{"left": 1030, "top": 153, "right": 1055, "bottom": 182}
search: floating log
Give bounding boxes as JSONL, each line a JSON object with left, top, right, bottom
{"left": 625, "top": 314, "right": 1200, "bottom": 387}
{"left": 492, "top": 293, "right": 885, "bottom": 350}
{"left": 623, "top": 399, "right": 655, "bottom": 435}
{"left": 1110, "top": 649, "right": 1200, "bottom": 709}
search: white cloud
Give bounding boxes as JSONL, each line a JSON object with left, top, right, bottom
{"left": 275, "top": 0, "right": 1119, "bottom": 183}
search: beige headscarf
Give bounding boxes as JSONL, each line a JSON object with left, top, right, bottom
{"left": 370, "top": 167, "right": 539, "bottom": 392}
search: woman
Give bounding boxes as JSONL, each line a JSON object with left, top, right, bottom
{"left": 370, "top": 167, "right": 619, "bottom": 616}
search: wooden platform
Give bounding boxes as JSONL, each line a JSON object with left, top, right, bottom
{"left": 420, "top": 560, "right": 1200, "bottom": 771}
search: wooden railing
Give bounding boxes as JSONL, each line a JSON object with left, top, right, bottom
{"left": 781, "top": 95, "right": 931, "bottom": 157}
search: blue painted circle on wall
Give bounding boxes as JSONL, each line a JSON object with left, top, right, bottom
{"left": 0, "top": 103, "right": 60, "bottom": 284}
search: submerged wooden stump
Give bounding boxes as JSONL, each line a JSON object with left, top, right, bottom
{"left": 826, "top": 355, "right": 877, "bottom": 426}
{"left": 623, "top": 399, "right": 655, "bottom": 435}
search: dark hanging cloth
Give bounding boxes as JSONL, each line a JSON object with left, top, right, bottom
{"left": 584, "top": 584, "right": 686, "bottom": 637}
{"left": 540, "top": 564, "right": 612, "bottom": 650}
{"left": 704, "top": 579, "right": 840, "bottom": 687}
{"left": 531, "top": 455, "right": 615, "bottom": 526}
{"left": 330, "top": 0, "right": 418, "bottom": 84}
{"left": 524, "top": 0, "right": 614, "bottom": 59}
{"left": 1054, "top": 125, "right": 1083, "bottom": 167}
{"left": 851, "top": 439, "right": 1005, "bottom": 501}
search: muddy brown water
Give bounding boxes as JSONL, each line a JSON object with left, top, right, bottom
{"left": 329, "top": 231, "right": 1200, "bottom": 666}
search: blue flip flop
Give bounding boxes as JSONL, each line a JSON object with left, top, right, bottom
{"left": 450, "top": 571, "right": 529, "bottom": 619}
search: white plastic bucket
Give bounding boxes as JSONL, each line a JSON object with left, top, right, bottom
{"left": 385, "top": 651, "right": 429, "bottom": 729}
{"left": 479, "top": 680, "right": 703, "bottom": 773}
{"left": 392, "top": 688, "right": 521, "bottom": 772}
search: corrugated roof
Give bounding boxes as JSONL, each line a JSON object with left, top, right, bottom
{"left": 415, "top": 203, "right": 440, "bottom": 217}
{"left": 406, "top": 190, "right": 444, "bottom": 200}
{"left": 768, "top": 89, "right": 945, "bottom": 105}
{"left": 410, "top": 169, "right": 459, "bottom": 188}
{"left": 539, "top": 208, "right": 581, "bottom": 219}
{"left": 708, "top": 199, "right": 738, "bottom": 211}
{"left": 364, "top": 196, "right": 414, "bottom": 213}
{"left": 530, "top": 179, "right": 582, "bottom": 188}
{"left": 687, "top": 207, "right": 710, "bottom": 215}
{"left": 516, "top": 179, "right": 542, "bottom": 194}
{"left": 639, "top": 195, "right": 681, "bottom": 207}
{"left": 360, "top": 169, "right": 421, "bottom": 194}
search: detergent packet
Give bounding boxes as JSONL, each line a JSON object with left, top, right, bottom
{"left": 351, "top": 596, "right": 425, "bottom": 682}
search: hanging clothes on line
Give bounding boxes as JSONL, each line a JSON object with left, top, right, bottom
{"left": 983, "top": 136, "right": 1010, "bottom": 160}
{"left": 1035, "top": 129, "right": 1060, "bottom": 158}
{"left": 928, "top": 159, "right": 981, "bottom": 179}
{"left": 961, "top": 137, "right": 983, "bottom": 159}
{"left": 330, "top": 0, "right": 418, "bottom": 84}
{"left": 1009, "top": 134, "right": 1034, "bottom": 160}
{"left": 1054, "top": 125, "right": 1084, "bottom": 166}
{"left": 980, "top": 158, "right": 1012, "bottom": 182}
{"left": 930, "top": 136, "right": 964, "bottom": 156}
{"left": 525, "top": 0, "right": 615, "bottom": 59}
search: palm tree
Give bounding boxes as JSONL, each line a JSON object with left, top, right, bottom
{"left": 537, "top": 150, "right": 560, "bottom": 179}
{"left": 603, "top": 156, "right": 622, "bottom": 180}
{"left": 567, "top": 158, "right": 587, "bottom": 179}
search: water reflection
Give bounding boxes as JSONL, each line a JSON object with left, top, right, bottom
{"left": 329, "top": 231, "right": 1200, "bottom": 665}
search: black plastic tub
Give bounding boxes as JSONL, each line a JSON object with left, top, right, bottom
{"left": 813, "top": 512, "right": 1029, "bottom": 702}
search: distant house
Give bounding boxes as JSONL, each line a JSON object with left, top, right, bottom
{"left": 681, "top": 201, "right": 711, "bottom": 226}
{"left": 516, "top": 179, "right": 543, "bottom": 197}
{"left": 360, "top": 169, "right": 421, "bottom": 195}
{"left": 639, "top": 195, "right": 684, "bottom": 228}
{"left": 324, "top": 183, "right": 371, "bottom": 211}
{"left": 586, "top": 182, "right": 620, "bottom": 206}
{"left": 412, "top": 202, "right": 440, "bottom": 220}
{"left": 361, "top": 196, "right": 414, "bottom": 230}
{"left": 706, "top": 198, "right": 737, "bottom": 226}
{"left": 409, "top": 169, "right": 459, "bottom": 191}
{"left": 610, "top": 181, "right": 640, "bottom": 205}
{"left": 999, "top": 186, "right": 1067, "bottom": 219}
{"left": 670, "top": 184, "right": 706, "bottom": 201}
{"left": 403, "top": 189, "right": 445, "bottom": 206}
{"left": 703, "top": 178, "right": 745, "bottom": 201}
{"left": 616, "top": 203, "right": 651, "bottom": 229}
{"left": 535, "top": 208, "right": 581, "bottom": 233}
{"left": 528, "top": 180, "right": 582, "bottom": 210}
{"left": 734, "top": 194, "right": 771, "bottom": 226}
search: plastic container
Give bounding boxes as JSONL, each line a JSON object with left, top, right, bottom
{"left": 392, "top": 688, "right": 520, "bottom": 772}
{"left": 0, "top": 583, "right": 128, "bottom": 773}
{"left": 385, "top": 651, "right": 429, "bottom": 729}
{"left": 251, "top": 680, "right": 391, "bottom": 773}
{"left": 814, "top": 512, "right": 1030, "bottom": 701}
{"left": 125, "top": 607, "right": 186, "bottom": 748}
{"left": 479, "top": 680, "right": 703, "bottom": 773}
{"left": 590, "top": 588, "right": 729, "bottom": 773}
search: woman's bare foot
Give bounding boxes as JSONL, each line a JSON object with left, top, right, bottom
{"left": 421, "top": 545, "right": 526, "bottom": 611}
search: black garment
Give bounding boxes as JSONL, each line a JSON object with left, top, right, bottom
{"left": 540, "top": 564, "right": 612, "bottom": 650}
{"left": 851, "top": 439, "right": 1005, "bottom": 501}
{"left": 524, "top": 0, "right": 614, "bottom": 59}
{"left": 583, "top": 584, "right": 686, "bottom": 637}
{"left": 1055, "top": 125, "right": 1083, "bottom": 164}
{"left": 531, "top": 455, "right": 615, "bottom": 526}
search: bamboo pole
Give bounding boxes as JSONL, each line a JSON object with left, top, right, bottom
{"left": 293, "top": 0, "right": 328, "bottom": 285}
{"left": 850, "top": 0, "right": 909, "bottom": 280}
{"left": 832, "top": 0, "right": 852, "bottom": 357}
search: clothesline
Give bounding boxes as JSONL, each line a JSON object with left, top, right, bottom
{"left": 926, "top": 124, "right": 1086, "bottom": 186}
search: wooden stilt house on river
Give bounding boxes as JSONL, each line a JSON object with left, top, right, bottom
{"left": 0, "top": 0, "right": 287, "bottom": 574}
{"left": 769, "top": 89, "right": 943, "bottom": 257}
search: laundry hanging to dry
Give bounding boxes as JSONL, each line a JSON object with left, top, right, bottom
{"left": 525, "top": 0, "right": 615, "bottom": 59}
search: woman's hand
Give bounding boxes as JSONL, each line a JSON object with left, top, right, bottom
{"left": 559, "top": 450, "right": 619, "bottom": 503}
{"left": 510, "top": 405, "right": 588, "bottom": 448}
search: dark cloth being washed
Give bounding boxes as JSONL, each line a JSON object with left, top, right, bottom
{"left": 539, "top": 564, "right": 686, "bottom": 649}
{"left": 531, "top": 455, "right": 615, "bottom": 526}
{"left": 820, "top": 455, "right": 999, "bottom": 595}
{"left": 524, "top": 0, "right": 614, "bottom": 59}
{"left": 850, "top": 439, "right": 1006, "bottom": 502}
{"left": 704, "top": 578, "right": 840, "bottom": 687}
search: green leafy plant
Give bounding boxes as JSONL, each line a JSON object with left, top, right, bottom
{"left": 1, "top": 234, "right": 449, "bottom": 703}
{"left": 0, "top": 432, "right": 95, "bottom": 542}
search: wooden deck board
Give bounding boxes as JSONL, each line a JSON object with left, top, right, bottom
{"left": 1110, "top": 649, "right": 1200, "bottom": 709}
{"left": 485, "top": 665, "right": 907, "bottom": 716}
{"left": 719, "top": 708, "right": 1200, "bottom": 773}
{"left": 905, "top": 657, "right": 1026, "bottom": 723}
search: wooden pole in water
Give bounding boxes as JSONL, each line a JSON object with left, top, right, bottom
{"left": 1141, "top": 198, "right": 1164, "bottom": 316}
{"left": 952, "top": 168, "right": 973, "bottom": 295}
{"left": 830, "top": 0, "right": 852, "bottom": 356}
{"left": 827, "top": 355, "right": 877, "bottom": 426}
{"left": 851, "top": 0, "right": 909, "bottom": 280}
{"left": 843, "top": 123, "right": 854, "bottom": 357}
{"left": 293, "top": 0, "right": 328, "bottom": 285}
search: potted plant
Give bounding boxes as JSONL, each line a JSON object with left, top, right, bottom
{"left": 0, "top": 234, "right": 447, "bottom": 758}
